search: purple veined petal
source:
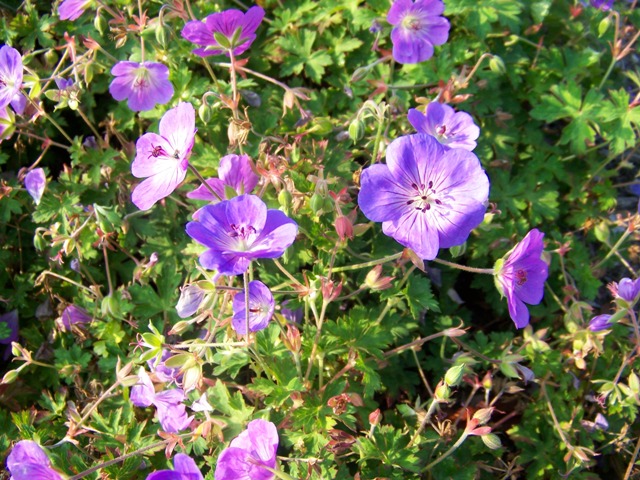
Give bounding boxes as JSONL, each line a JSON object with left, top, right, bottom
{"left": 357, "top": 164, "right": 410, "bottom": 223}
{"left": 153, "top": 388, "right": 186, "bottom": 408}
{"left": 24, "top": 168, "right": 46, "bottom": 205}
{"left": 0, "top": 45, "right": 23, "bottom": 110}
{"left": 173, "top": 453, "right": 205, "bottom": 480}
{"left": 230, "top": 419, "right": 278, "bottom": 466}
{"left": 225, "top": 194, "right": 268, "bottom": 233}
{"left": 158, "top": 102, "right": 196, "bottom": 160}
{"left": 132, "top": 133, "right": 177, "bottom": 178}
{"left": 185, "top": 220, "right": 237, "bottom": 251}
{"left": 6, "top": 440, "right": 51, "bottom": 469}
{"left": 391, "top": 27, "right": 435, "bottom": 64}
{"left": 199, "top": 249, "right": 251, "bottom": 276}
{"left": 387, "top": 0, "right": 414, "bottom": 24}
{"left": 247, "top": 210, "right": 298, "bottom": 258}
{"left": 187, "top": 178, "right": 226, "bottom": 201}
{"left": 385, "top": 134, "right": 446, "bottom": 188}
{"left": 131, "top": 368, "right": 156, "bottom": 407}
{"left": 181, "top": 20, "right": 216, "bottom": 46}
{"left": 58, "top": 0, "right": 91, "bottom": 20}
{"left": 514, "top": 261, "right": 548, "bottom": 305}
{"left": 506, "top": 288, "right": 530, "bottom": 329}
{"left": 214, "top": 447, "right": 254, "bottom": 480}
{"left": 381, "top": 209, "right": 441, "bottom": 260}
{"left": 109, "top": 61, "right": 173, "bottom": 112}
{"left": 239, "top": 6, "right": 266, "bottom": 36}
{"left": 429, "top": 148, "right": 489, "bottom": 205}
{"left": 616, "top": 278, "right": 640, "bottom": 303}
{"left": 419, "top": 15, "right": 450, "bottom": 46}
{"left": 7, "top": 463, "right": 64, "bottom": 480}
{"left": 176, "top": 284, "right": 206, "bottom": 318}
{"left": 589, "top": 314, "right": 614, "bottom": 332}
{"left": 192, "top": 46, "right": 227, "bottom": 58}
{"left": 156, "top": 402, "right": 192, "bottom": 433}
{"left": 232, "top": 281, "right": 275, "bottom": 334}
{"left": 131, "top": 161, "right": 188, "bottom": 210}
{"left": 218, "top": 154, "right": 260, "bottom": 195}
{"left": 59, "top": 305, "right": 92, "bottom": 331}
{"left": 146, "top": 471, "right": 184, "bottom": 480}
{"left": 205, "top": 10, "right": 246, "bottom": 38}
{"left": 10, "top": 90, "right": 26, "bottom": 114}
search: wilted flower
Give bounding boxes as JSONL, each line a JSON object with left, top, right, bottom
{"left": 182, "top": 6, "right": 265, "bottom": 57}
{"left": 131, "top": 102, "right": 196, "bottom": 210}
{"left": 187, "top": 154, "right": 259, "bottom": 202}
{"left": 215, "top": 419, "right": 279, "bottom": 480}
{"left": 358, "top": 133, "right": 490, "bottom": 260}
{"left": 232, "top": 280, "right": 275, "bottom": 334}
{"left": 59, "top": 305, "right": 92, "bottom": 331}
{"left": 24, "top": 168, "right": 46, "bottom": 205}
{"left": 408, "top": 103, "right": 480, "bottom": 151}
{"left": 0, "top": 45, "right": 24, "bottom": 113}
{"left": 185, "top": 194, "right": 298, "bottom": 276}
{"left": 589, "top": 314, "right": 614, "bottom": 332}
{"left": 6, "top": 440, "right": 64, "bottom": 480}
{"left": 176, "top": 284, "right": 206, "bottom": 318}
{"left": 0, "top": 310, "right": 18, "bottom": 360}
{"left": 387, "top": 0, "right": 450, "bottom": 64}
{"left": 147, "top": 453, "right": 204, "bottom": 480}
{"left": 109, "top": 61, "right": 174, "bottom": 112}
{"left": 58, "top": 0, "right": 92, "bottom": 20}
{"left": 494, "top": 229, "right": 549, "bottom": 328}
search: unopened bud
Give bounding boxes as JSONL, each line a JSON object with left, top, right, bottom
{"left": 364, "top": 265, "right": 394, "bottom": 291}
{"left": 482, "top": 371, "right": 492, "bottom": 390}
{"left": 101, "top": 294, "right": 121, "bottom": 318}
{"left": 369, "top": 408, "right": 382, "bottom": 427}
{"left": 348, "top": 119, "right": 365, "bottom": 142}
{"left": 472, "top": 407, "right": 494, "bottom": 425}
{"left": 198, "top": 103, "right": 212, "bottom": 124}
{"left": 434, "top": 382, "right": 451, "bottom": 402}
{"left": 488, "top": 55, "right": 506, "bottom": 75}
{"left": 94, "top": 12, "right": 107, "bottom": 36}
{"left": 444, "top": 364, "right": 465, "bottom": 387}
{"left": 321, "top": 278, "right": 343, "bottom": 302}
{"left": 481, "top": 433, "right": 502, "bottom": 450}
{"left": 181, "top": 363, "right": 202, "bottom": 392}
{"left": 309, "top": 193, "right": 324, "bottom": 215}
{"left": 1, "top": 369, "right": 19, "bottom": 384}
{"left": 176, "top": 284, "right": 206, "bottom": 318}
{"left": 283, "top": 325, "right": 301, "bottom": 354}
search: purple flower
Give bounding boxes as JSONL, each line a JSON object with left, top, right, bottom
{"left": 408, "top": 103, "right": 480, "bottom": 151}
{"left": 186, "top": 194, "right": 298, "bottom": 276}
{"left": 232, "top": 281, "right": 275, "bottom": 334}
{"left": 176, "top": 284, "right": 206, "bottom": 318}
{"left": 24, "top": 168, "right": 46, "bottom": 205}
{"left": 214, "top": 419, "right": 279, "bottom": 480}
{"left": 188, "top": 154, "right": 259, "bottom": 202}
{"left": 147, "top": 453, "right": 204, "bottom": 480}
{"left": 59, "top": 305, "right": 92, "bottom": 331}
{"left": 182, "top": 6, "right": 265, "bottom": 58}
{"left": 131, "top": 368, "right": 156, "bottom": 407}
{"left": 0, "top": 45, "right": 24, "bottom": 112}
{"left": 131, "top": 102, "right": 196, "bottom": 210}
{"left": 495, "top": 229, "right": 549, "bottom": 329}
{"left": 58, "top": 0, "right": 92, "bottom": 20}
{"left": 149, "top": 350, "right": 183, "bottom": 385}
{"left": 387, "top": 0, "right": 450, "bottom": 64}
{"left": 589, "top": 0, "right": 614, "bottom": 10}
{"left": 0, "top": 310, "right": 18, "bottom": 360}
{"left": 615, "top": 277, "right": 640, "bottom": 304}
{"left": 155, "top": 390, "right": 192, "bottom": 433}
{"left": 6, "top": 440, "right": 64, "bottom": 480}
{"left": 358, "top": 133, "right": 489, "bottom": 260}
{"left": 280, "top": 300, "right": 303, "bottom": 324}
{"left": 589, "top": 314, "right": 614, "bottom": 332}
{"left": 109, "top": 61, "right": 174, "bottom": 112}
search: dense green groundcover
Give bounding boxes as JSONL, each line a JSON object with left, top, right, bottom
{"left": 1, "top": 0, "right": 640, "bottom": 478}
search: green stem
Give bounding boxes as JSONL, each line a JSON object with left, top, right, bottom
{"left": 422, "top": 431, "right": 469, "bottom": 471}
{"left": 243, "top": 269, "right": 251, "bottom": 346}
{"left": 331, "top": 251, "right": 403, "bottom": 273}
{"left": 432, "top": 257, "right": 494, "bottom": 274}
{"left": 370, "top": 114, "right": 385, "bottom": 163}
{"left": 594, "top": 228, "right": 633, "bottom": 268}
{"left": 409, "top": 400, "right": 438, "bottom": 447}
{"left": 26, "top": 96, "right": 74, "bottom": 144}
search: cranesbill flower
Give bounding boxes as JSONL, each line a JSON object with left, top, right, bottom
{"left": 188, "top": 154, "right": 259, "bottom": 202}
{"left": 147, "top": 453, "right": 204, "bottom": 480}
{"left": 232, "top": 280, "right": 275, "bottom": 334}
{"left": 24, "top": 168, "right": 46, "bottom": 205}
{"left": 589, "top": 314, "right": 614, "bottom": 332}
{"left": 182, "top": 6, "right": 265, "bottom": 58}
{"left": 185, "top": 194, "right": 298, "bottom": 276}
{"left": 156, "top": 399, "right": 193, "bottom": 433}
{"left": 149, "top": 350, "right": 183, "bottom": 385}
{"left": 109, "top": 61, "right": 174, "bottom": 112}
{"left": 358, "top": 133, "right": 489, "bottom": 260}
{"left": 408, "top": 103, "right": 480, "bottom": 151}
{"left": 131, "top": 102, "right": 196, "bottom": 210}
{"left": 131, "top": 368, "right": 156, "bottom": 407}
{"left": 215, "top": 419, "right": 279, "bottom": 480}
{"left": 6, "top": 440, "right": 64, "bottom": 480}
{"left": 494, "top": 229, "right": 549, "bottom": 329}
{"left": 614, "top": 277, "right": 640, "bottom": 304}
{"left": 58, "top": 0, "right": 91, "bottom": 20}
{"left": 387, "top": 0, "right": 450, "bottom": 64}
{"left": 59, "top": 305, "right": 92, "bottom": 331}
{"left": 0, "top": 45, "right": 24, "bottom": 112}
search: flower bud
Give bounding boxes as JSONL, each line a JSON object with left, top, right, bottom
{"left": 321, "top": 277, "right": 343, "bottom": 303}
{"left": 335, "top": 215, "right": 354, "bottom": 242}
{"left": 309, "top": 193, "right": 324, "bottom": 215}
{"left": 369, "top": 408, "right": 382, "bottom": 427}
{"left": 444, "top": 364, "right": 465, "bottom": 387}
{"left": 472, "top": 407, "right": 494, "bottom": 425}
{"left": 348, "top": 119, "right": 365, "bottom": 142}
{"left": 101, "top": 294, "right": 121, "bottom": 319}
{"left": 1, "top": 369, "right": 19, "bottom": 384}
{"left": 482, "top": 371, "right": 492, "bottom": 391}
{"left": 283, "top": 324, "right": 301, "bottom": 354}
{"left": 198, "top": 103, "right": 212, "bottom": 124}
{"left": 176, "top": 284, "right": 206, "bottom": 318}
{"left": 434, "top": 382, "right": 451, "bottom": 402}
{"left": 481, "top": 433, "right": 502, "bottom": 450}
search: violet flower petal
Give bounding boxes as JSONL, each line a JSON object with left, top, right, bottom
{"left": 24, "top": 168, "right": 46, "bottom": 205}
{"left": 109, "top": 61, "right": 173, "bottom": 112}
{"left": 232, "top": 280, "right": 275, "bottom": 334}
{"left": 0, "top": 45, "right": 23, "bottom": 110}
{"left": 131, "top": 368, "right": 156, "bottom": 407}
